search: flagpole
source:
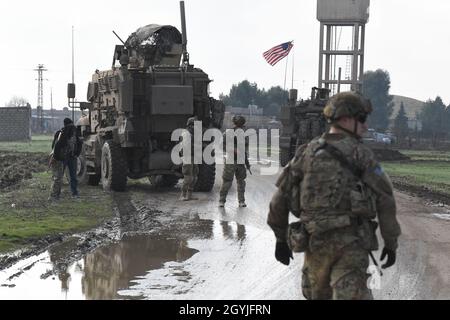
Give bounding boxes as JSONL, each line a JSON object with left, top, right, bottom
{"left": 283, "top": 54, "right": 289, "bottom": 91}
{"left": 291, "top": 47, "right": 295, "bottom": 90}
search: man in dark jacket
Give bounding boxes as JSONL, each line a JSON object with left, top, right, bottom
{"left": 49, "top": 118, "right": 82, "bottom": 200}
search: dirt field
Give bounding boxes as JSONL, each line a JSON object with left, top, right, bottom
{"left": 0, "top": 151, "right": 48, "bottom": 189}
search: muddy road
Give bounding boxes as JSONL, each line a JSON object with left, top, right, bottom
{"left": 0, "top": 161, "right": 449, "bottom": 300}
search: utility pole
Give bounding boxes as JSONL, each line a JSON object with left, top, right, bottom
{"left": 51, "top": 88, "right": 54, "bottom": 131}
{"left": 71, "top": 26, "right": 75, "bottom": 121}
{"left": 34, "top": 64, "right": 48, "bottom": 133}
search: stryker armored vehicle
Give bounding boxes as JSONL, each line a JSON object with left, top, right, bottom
{"left": 279, "top": 87, "right": 330, "bottom": 167}
{"left": 73, "top": 1, "right": 224, "bottom": 192}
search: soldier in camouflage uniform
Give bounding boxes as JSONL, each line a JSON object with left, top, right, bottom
{"left": 219, "top": 115, "right": 251, "bottom": 208}
{"left": 267, "top": 92, "right": 401, "bottom": 300}
{"left": 179, "top": 117, "right": 199, "bottom": 201}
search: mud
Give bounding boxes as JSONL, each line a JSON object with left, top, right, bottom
{"left": 391, "top": 177, "right": 450, "bottom": 206}
{"left": 372, "top": 148, "right": 410, "bottom": 161}
{"left": 1, "top": 160, "right": 450, "bottom": 299}
{"left": 0, "top": 151, "right": 48, "bottom": 189}
{"left": 0, "top": 189, "right": 206, "bottom": 280}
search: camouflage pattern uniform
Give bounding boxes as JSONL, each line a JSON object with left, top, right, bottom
{"left": 267, "top": 92, "right": 401, "bottom": 300}
{"left": 219, "top": 116, "right": 250, "bottom": 207}
{"left": 180, "top": 117, "right": 199, "bottom": 201}
{"left": 49, "top": 157, "right": 65, "bottom": 199}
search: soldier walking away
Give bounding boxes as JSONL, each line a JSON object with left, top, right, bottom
{"left": 179, "top": 117, "right": 199, "bottom": 201}
{"left": 219, "top": 115, "right": 251, "bottom": 208}
{"left": 267, "top": 92, "right": 401, "bottom": 300}
{"left": 48, "top": 118, "right": 82, "bottom": 201}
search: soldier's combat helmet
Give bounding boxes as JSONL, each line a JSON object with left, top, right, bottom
{"left": 232, "top": 115, "right": 246, "bottom": 127}
{"left": 323, "top": 92, "right": 372, "bottom": 123}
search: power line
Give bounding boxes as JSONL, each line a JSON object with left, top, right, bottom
{"left": 34, "top": 64, "right": 48, "bottom": 133}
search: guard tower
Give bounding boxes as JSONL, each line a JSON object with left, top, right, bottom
{"left": 317, "top": 0, "right": 370, "bottom": 93}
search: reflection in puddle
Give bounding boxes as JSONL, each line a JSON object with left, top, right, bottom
{"left": 82, "top": 235, "right": 199, "bottom": 299}
{"left": 0, "top": 220, "right": 252, "bottom": 300}
{"left": 0, "top": 234, "right": 199, "bottom": 299}
{"left": 117, "top": 221, "right": 283, "bottom": 300}
{"left": 432, "top": 213, "right": 450, "bottom": 221}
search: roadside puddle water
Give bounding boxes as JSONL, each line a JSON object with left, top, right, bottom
{"left": 432, "top": 213, "right": 450, "bottom": 221}
{"left": 0, "top": 219, "right": 258, "bottom": 300}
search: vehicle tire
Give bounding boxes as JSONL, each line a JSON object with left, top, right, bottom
{"left": 101, "top": 140, "right": 127, "bottom": 192}
{"left": 148, "top": 175, "right": 179, "bottom": 188}
{"left": 280, "top": 147, "right": 292, "bottom": 167}
{"left": 194, "top": 163, "right": 216, "bottom": 192}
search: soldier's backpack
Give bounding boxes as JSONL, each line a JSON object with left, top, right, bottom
{"left": 65, "top": 126, "right": 82, "bottom": 158}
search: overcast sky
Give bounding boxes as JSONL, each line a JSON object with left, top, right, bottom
{"left": 1, "top": 0, "right": 449, "bottom": 110}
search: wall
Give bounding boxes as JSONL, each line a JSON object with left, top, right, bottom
{"left": 0, "top": 106, "right": 31, "bottom": 141}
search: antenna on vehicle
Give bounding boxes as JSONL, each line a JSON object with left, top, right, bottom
{"left": 180, "top": 1, "right": 190, "bottom": 66}
{"left": 112, "top": 31, "right": 126, "bottom": 46}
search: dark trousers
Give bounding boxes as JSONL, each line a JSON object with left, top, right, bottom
{"left": 64, "top": 158, "right": 78, "bottom": 196}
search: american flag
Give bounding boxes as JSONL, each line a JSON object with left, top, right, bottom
{"left": 263, "top": 41, "right": 294, "bottom": 66}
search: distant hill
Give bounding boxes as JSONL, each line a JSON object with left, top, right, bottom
{"left": 390, "top": 95, "right": 425, "bottom": 120}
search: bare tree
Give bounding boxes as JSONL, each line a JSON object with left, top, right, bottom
{"left": 4, "top": 96, "right": 29, "bottom": 107}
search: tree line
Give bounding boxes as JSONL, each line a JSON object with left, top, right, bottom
{"left": 220, "top": 70, "right": 450, "bottom": 147}
{"left": 219, "top": 80, "right": 288, "bottom": 117}
{"left": 363, "top": 69, "right": 450, "bottom": 147}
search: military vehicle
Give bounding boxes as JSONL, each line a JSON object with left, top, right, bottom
{"left": 73, "top": 1, "right": 224, "bottom": 192}
{"left": 279, "top": 87, "right": 330, "bottom": 167}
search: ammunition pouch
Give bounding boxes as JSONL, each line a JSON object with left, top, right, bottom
{"left": 304, "top": 214, "right": 352, "bottom": 235}
{"left": 288, "top": 184, "right": 301, "bottom": 218}
{"left": 287, "top": 221, "right": 310, "bottom": 253}
{"left": 356, "top": 219, "right": 379, "bottom": 251}
{"left": 350, "top": 181, "right": 377, "bottom": 219}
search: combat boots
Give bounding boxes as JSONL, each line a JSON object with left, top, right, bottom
{"left": 184, "top": 191, "right": 198, "bottom": 201}
{"left": 179, "top": 190, "right": 187, "bottom": 201}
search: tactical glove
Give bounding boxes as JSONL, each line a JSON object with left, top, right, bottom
{"left": 380, "top": 247, "right": 396, "bottom": 269}
{"left": 275, "top": 242, "right": 293, "bottom": 266}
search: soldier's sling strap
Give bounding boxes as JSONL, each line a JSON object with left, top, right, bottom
{"left": 318, "top": 142, "right": 363, "bottom": 178}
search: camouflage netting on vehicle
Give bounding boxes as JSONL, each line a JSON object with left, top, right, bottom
{"left": 125, "top": 24, "right": 182, "bottom": 67}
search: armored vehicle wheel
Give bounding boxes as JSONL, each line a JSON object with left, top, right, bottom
{"left": 194, "top": 163, "right": 216, "bottom": 192}
{"left": 101, "top": 141, "right": 127, "bottom": 192}
{"left": 148, "top": 175, "right": 179, "bottom": 188}
{"left": 280, "top": 148, "right": 292, "bottom": 167}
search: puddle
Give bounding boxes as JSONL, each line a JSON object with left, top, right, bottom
{"left": 0, "top": 234, "right": 199, "bottom": 300}
{"left": 117, "top": 221, "right": 301, "bottom": 300}
{"left": 432, "top": 213, "right": 450, "bottom": 221}
{"left": 0, "top": 219, "right": 264, "bottom": 300}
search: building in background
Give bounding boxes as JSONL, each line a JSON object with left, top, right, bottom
{"left": 31, "top": 107, "right": 83, "bottom": 133}
{"left": 0, "top": 105, "right": 32, "bottom": 141}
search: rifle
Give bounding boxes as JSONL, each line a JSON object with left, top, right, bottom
{"left": 369, "top": 251, "right": 383, "bottom": 277}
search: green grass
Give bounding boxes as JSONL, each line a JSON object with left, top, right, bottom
{"left": 383, "top": 161, "right": 450, "bottom": 195}
{"left": 0, "top": 135, "right": 53, "bottom": 154}
{"left": 0, "top": 171, "right": 113, "bottom": 253}
{"left": 399, "top": 150, "right": 450, "bottom": 162}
